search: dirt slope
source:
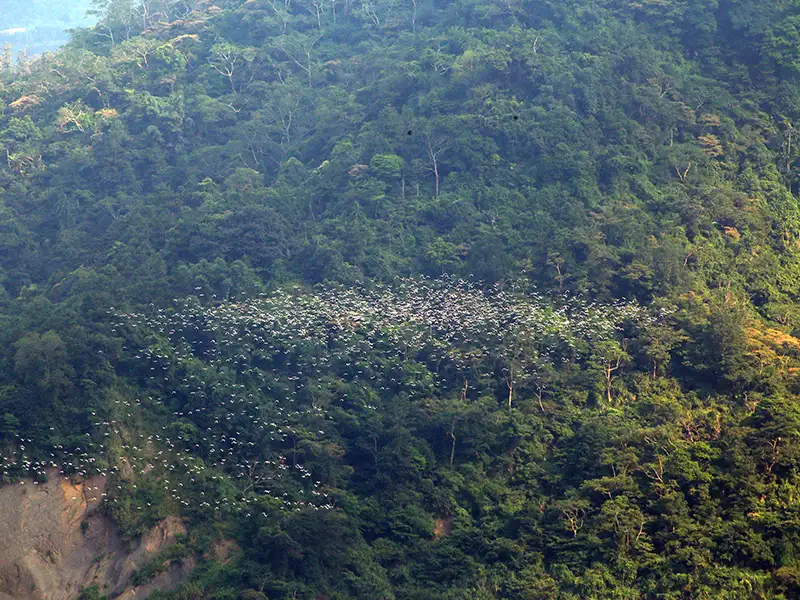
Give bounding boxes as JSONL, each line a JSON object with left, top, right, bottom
{"left": 0, "top": 472, "right": 193, "bottom": 600}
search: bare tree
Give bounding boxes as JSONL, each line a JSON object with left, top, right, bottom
{"left": 675, "top": 161, "right": 691, "bottom": 182}
{"left": 361, "top": 0, "right": 381, "bottom": 25}
{"left": 270, "top": 33, "right": 324, "bottom": 87}
{"left": 560, "top": 504, "right": 585, "bottom": 537}
{"left": 595, "top": 339, "right": 629, "bottom": 405}
{"left": 423, "top": 131, "right": 448, "bottom": 197}
{"left": 265, "top": 0, "right": 290, "bottom": 33}
{"left": 115, "top": 37, "right": 160, "bottom": 68}
{"left": 448, "top": 414, "right": 457, "bottom": 467}
{"left": 210, "top": 43, "right": 257, "bottom": 94}
{"left": 238, "top": 459, "right": 273, "bottom": 493}
{"left": 306, "top": 0, "right": 326, "bottom": 28}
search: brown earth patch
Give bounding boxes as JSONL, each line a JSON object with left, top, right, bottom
{"left": 433, "top": 515, "right": 453, "bottom": 539}
{"left": 0, "top": 471, "right": 192, "bottom": 600}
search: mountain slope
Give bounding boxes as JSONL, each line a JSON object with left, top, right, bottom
{"left": 3, "top": 0, "right": 800, "bottom": 599}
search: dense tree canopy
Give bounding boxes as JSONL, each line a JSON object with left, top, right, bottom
{"left": 4, "top": 0, "right": 800, "bottom": 598}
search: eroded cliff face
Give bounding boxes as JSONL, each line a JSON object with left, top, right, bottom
{"left": 0, "top": 472, "right": 193, "bottom": 600}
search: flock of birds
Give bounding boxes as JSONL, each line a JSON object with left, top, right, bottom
{"left": 0, "top": 277, "right": 650, "bottom": 525}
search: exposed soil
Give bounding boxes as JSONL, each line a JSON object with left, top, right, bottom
{"left": 0, "top": 472, "right": 193, "bottom": 600}
{"left": 433, "top": 515, "right": 453, "bottom": 539}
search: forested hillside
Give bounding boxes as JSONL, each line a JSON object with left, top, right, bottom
{"left": 3, "top": 0, "right": 800, "bottom": 598}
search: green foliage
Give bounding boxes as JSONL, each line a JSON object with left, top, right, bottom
{"left": 13, "top": 331, "right": 71, "bottom": 395}
{"left": 3, "top": 0, "right": 800, "bottom": 598}
{"left": 76, "top": 585, "right": 108, "bottom": 600}
{"left": 0, "top": 413, "right": 20, "bottom": 439}
{"left": 369, "top": 154, "right": 404, "bottom": 181}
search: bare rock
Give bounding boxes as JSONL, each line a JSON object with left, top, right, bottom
{"left": 0, "top": 473, "right": 192, "bottom": 600}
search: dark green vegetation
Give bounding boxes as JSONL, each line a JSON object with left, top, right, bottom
{"left": 3, "top": 0, "right": 800, "bottom": 597}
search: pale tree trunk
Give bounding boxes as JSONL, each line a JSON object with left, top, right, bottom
{"left": 449, "top": 416, "right": 457, "bottom": 467}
